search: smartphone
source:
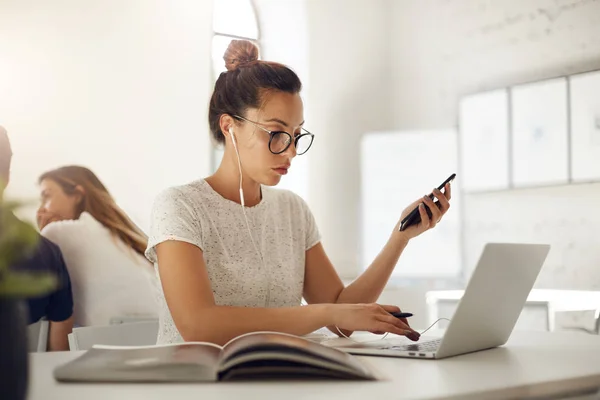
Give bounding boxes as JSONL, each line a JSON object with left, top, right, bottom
{"left": 398, "top": 173, "right": 456, "bottom": 232}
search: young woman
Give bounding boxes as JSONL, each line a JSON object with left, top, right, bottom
{"left": 146, "top": 40, "right": 451, "bottom": 345}
{"left": 37, "top": 166, "right": 158, "bottom": 327}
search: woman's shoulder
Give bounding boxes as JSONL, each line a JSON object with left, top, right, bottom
{"left": 40, "top": 212, "right": 102, "bottom": 252}
{"left": 149, "top": 180, "right": 215, "bottom": 227}
{"left": 41, "top": 212, "right": 94, "bottom": 237}
{"left": 153, "top": 180, "right": 209, "bottom": 207}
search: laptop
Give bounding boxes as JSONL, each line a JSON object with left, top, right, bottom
{"left": 334, "top": 243, "right": 550, "bottom": 359}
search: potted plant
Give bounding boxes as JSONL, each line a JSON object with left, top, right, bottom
{"left": 0, "top": 200, "right": 57, "bottom": 400}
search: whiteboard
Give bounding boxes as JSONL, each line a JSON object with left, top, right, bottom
{"left": 459, "top": 89, "right": 509, "bottom": 192}
{"left": 570, "top": 71, "right": 600, "bottom": 182}
{"left": 360, "top": 130, "right": 460, "bottom": 278}
{"left": 511, "top": 78, "right": 569, "bottom": 187}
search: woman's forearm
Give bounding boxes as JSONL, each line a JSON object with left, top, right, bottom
{"left": 48, "top": 317, "right": 73, "bottom": 351}
{"left": 179, "top": 303, "right": 333, "bottom": 345}
{"left": 337, "top": 234, "right": 409, "bottom": 304}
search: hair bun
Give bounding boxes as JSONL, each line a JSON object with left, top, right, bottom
{"left": 224, "top": 39, "right": 259, "bottom": 71}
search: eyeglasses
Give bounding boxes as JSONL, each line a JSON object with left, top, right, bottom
{"left": 233, "top": 115, "right": 314, "bottom": 155}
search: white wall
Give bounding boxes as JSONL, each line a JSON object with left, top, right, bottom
{"left": 296, "top": 0, "right": 600, "bottom": 326}
{"left": 391, "top": 0, "right": 600, "bottom": 129}
{"left": 0, "top": 0, "right": 213, "bottom": 230}
{"left": 389, "top": 0, "right": 600, "bottom": 290}
{"left": 305, "top": 0, "right": 392, "bottom": 279}
{"left": 254, "top": 0, "right": 310, "bottom": 200}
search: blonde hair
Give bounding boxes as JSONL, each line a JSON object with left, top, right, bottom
{"left": 39, "top": 166, "right": 147, "bottom": 258}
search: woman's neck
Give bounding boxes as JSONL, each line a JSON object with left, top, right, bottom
{"left": 207, "top": 156, "right": 262, "bottom": 207}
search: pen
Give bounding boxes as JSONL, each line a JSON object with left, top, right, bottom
{"left": 391, "top": 312, "right": 413, "bottom": 318}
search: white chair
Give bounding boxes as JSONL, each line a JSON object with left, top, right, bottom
{"left": 109, "top": 316, "right": 158, "bottom": 325}
{"left": 27, "top": 319, "right": 49, "bottom": 352}
{"left": 555, "top": 309, "right": 600, "bottom": 335}
{"left": 67, "top": 320, "right": 159, "bottom": 351}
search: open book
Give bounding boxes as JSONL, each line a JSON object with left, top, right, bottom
{"left": 53, "top": 331, "right": 376, "bottom": 382}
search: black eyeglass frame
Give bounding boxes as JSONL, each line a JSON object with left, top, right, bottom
{"left": 232, "top": 115, "right": 314, "bottom": 155}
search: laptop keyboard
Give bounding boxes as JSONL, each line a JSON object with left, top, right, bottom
{"left": 382, "top": 338, "right": 442, "bottom": 353}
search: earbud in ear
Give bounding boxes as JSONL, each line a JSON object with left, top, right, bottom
{"left": 229, "top": 127, "right": 238, "bottom": 146}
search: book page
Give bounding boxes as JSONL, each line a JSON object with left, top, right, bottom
{"left": 218, "top": 332, "right": 375, "bottom": 380}
{"left": 54, "top": 343, "right": 223, "bottom": 383}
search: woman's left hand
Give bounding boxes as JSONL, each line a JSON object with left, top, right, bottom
{"left": 393, "top": 183, "right": 452, "bottom": 241}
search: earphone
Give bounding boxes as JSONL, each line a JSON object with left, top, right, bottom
{"left": 228, "top": 126, "right": 271, "bottom": 307}
{"left": 229, "top": 127, "right": 245, "bottom": 207}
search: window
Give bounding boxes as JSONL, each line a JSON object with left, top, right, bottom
{"left": 360, "top": 130, "right": 461, "bottom": 278}
{"left": 211, "top": 0, "right": 260, "bottom": 172}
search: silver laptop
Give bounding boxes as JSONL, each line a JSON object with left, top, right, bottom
{"left": 336, "top": 243, "right": 550, "bottom": 359}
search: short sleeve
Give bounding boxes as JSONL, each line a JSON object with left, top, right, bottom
{"left": 297, "top": 196, "right": 321, "bottom": 251}
{"left": 145, "top": 187, "right": 204, "bottom": 263}
{"left": 46, "top": 245, "right": 74, "bottom": 322}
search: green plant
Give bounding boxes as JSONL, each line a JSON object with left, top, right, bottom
{"left": 0, "top": 200, "right": 56, "bottom": 297}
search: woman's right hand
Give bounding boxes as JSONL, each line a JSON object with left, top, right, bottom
{"left": 331, "top": 303, "right": 421, "bottom": 341}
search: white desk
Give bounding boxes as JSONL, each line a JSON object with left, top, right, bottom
{"left": 28, "top": 331, "right": 600, "bottom": 400}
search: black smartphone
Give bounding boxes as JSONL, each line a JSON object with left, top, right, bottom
{"left": 398, "top": 173, "right": 456, "bottom": 232}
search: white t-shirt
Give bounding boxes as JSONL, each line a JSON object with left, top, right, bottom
{"left": 146, "top": 179, "right": 321, "bottom": 344}
{"left": 41, "top": 212, "right": 158, "bottom": 327}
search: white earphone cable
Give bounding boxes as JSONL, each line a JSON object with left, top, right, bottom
{"left": 333, "top": 318, "right": 451, "bottom": 344}
{"left": 230, "top": 128, "right": 271, "bottom": 307}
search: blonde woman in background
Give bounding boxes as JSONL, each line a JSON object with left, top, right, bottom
{"left": 37, "top": 166, "right": 157, "bottom": 327}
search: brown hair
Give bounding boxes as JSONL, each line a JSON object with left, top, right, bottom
{"left": 208, "top": 40, "right": 302, "bottom": 144}
{"left": 39, "top": 166, "right": 148, "bottom": 258}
